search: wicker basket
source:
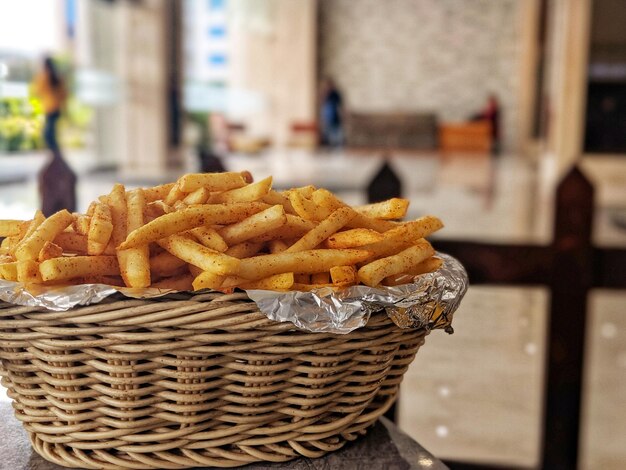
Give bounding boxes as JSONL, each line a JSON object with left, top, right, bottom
{"left": 0, "top": 291, "right": 428, "bottom": 469}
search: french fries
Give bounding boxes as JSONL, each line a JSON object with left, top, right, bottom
{"left": 357, "top": 240, "right": 435, "bottom": 287}
{"left": 119, "top": 202, "right": 269, "bottom": 249}
{"left": 238, "top": 249, "right": 371, "bottom": 281}
{"left": 325, "top": 228, "right": 384, "bottom": 249}
{"left": 14, "top": 209, "right": 74, "bottom": 261}
{"left": 118, "top": 189, "right": 151, "bottom": 288}
{"left": 0, "top": 220, "right": 23, "bottom": 237}
{"left": 178, "top": 172, "right": 247, "bottom": 192}
{"left": 88, "top": 203, "right": 113, "bottom": 255}
{"left": 355, "top": 198, "right": 410, "bottom": 220}
{"left": 158, "top": 235, "right": 241, "bottom": 275}
{"left": 40, "top": 256, "right": 119, "bottom": 282}
{"left": 0, "top": 171, "right": 444, "bottom": 292}
{"left": 285, "top": 207, "right": 355, "bottom": 253}
{"left": 218, "top": 205, "right": 286, "bottom": 246}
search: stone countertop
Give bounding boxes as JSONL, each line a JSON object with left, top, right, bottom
{"left": 0, "top": 402, "right": 447, "bottom": 470}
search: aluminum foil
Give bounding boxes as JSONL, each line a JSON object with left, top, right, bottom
{"left": 0, "top": 253, "right": 467, "bottom": 334}
{"left": 0, "top": 281, "right": 174, "bottom": 311}
{"left": 246, "top": 253, "right": 468, "bottom": 334}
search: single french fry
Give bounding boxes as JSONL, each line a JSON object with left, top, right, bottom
{"left": 311, "top": 272, "right": 330, "bottom": 284}
{"left": 87, "top": 203, "right": 114, "bottom": 255}
{"left": 183, "top": 187, "right": 210, "bottom": 205}
{"left": 210, "top": 176, "right": 272, "bottom": 204}
{"left": 53, "top": 232, "right": 87, "bottom": 254}
{"left": 355, "top": 198, "right": 410, "bottom": 220}
{"left": 288, "top": 190, "right": 330, "bottom": 221}
{"left": 73, "top": 214, "right": 91, "bottom": 235}
{"left": 17, "top": 259, "right": 42, "bottom": 283}
{"left": 225, "top": 241, "right": 265, "bottom": 259}
{"left": 286, "top": 207, "right": 356, "bottom": 253}
{"left": 177, "top": 172, "right": 247, "bottom": 192}
{"left": 287, "top": 185, "right": 316, "bottom": 198}
{"left": 240, "top": 170, "right": 253, "bottom": 183}
{"left": 0, "top": 220, "right": 24, "bottom": 237}
{"left": 248, "top": 215, "right": 316, "bottom": 242}
{"left": 357, "top": 240, "right": 435, "bottom": 287}
{"left": 38, "top": 241, "right": 63, "bottom": 262}
{"left": 311, "top": 189, "right": 397, "bottom": 232}
{"left": 152, "top": 273, "right": 193, "bottom": 291}
{"left": 17, "top": 220, "right": 32, "bottom": 238}
{"left": 126, "top": 189, "right": 146, "bottom": 233}
{"left": 0, "top": 261, "right": 18, "bottom": 281}
{"left": 119, "top": 202, "right": 269, "bottom": 250}
{"left": 221, "top": 272, "right": 295, "bottom": 290}
{"left": 145, "top": 201, "right": 172, "bottom": 220}
{"left": 359, "top": 216, "right": 444, "bottom": 261}
{"left": 13, "top": 211, "right": 46, "bottom": 257}
{"left": 218, "top": 205, "right": 286, "bottom": 246}
{"left": 143, "top": 182, "right": 175, "bottom": 203}
{"left": 40, "top": 256, "right": 120, "bottom": 282}
{"left": 239, "top": 272, "right": 294, "bottom": 290}
{"left": 1, "top": 236, "right": 19, "bottom": 252}
{"left": 118, "top": 189, "right": 150, "bottom": 288}
{"left": 192, "top": 271, "right": 225, "bottom": 291}
{"left": 330, "top": 265, "right": 358, "bottom": 285}
{"left": 325, "top": 228, "right": 384, "bottom": 249}
{"left": 107, "top": 183, "right": 127, "bottom": 248}
{"left": 383, "top": 256, "right": 444, "bottom": 286}
{"left": 15, "top": 210, "right": 74, "bottom": 261}
{"left": 261, "top": 190, "right": 297, "bottom": 214}
{"left": 164, "top": 182, "right": 188, "bottom": 205}
{"left": 158, "top": 235, "right": 241, "bottom": 275}
{"left": 149, "top": 251, "right": 187, "bottom": 277}
{"left": 86, "top": 202, "right": 98, "bottom": 217}
{"left": 189, "top": 227, "right": 228, "bottom": 252}
{"left": 238, "top": 249, "right": 371, "bottom": 281}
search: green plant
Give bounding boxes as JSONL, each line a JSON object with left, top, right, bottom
{"left": 0, "top": 97, "right": 44, "bottom": 152}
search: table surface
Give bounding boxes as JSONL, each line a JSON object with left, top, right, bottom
{"left": 0, "top": 402, "right": 447, "bottom": 470}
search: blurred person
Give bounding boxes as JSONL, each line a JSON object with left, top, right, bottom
{"left": 31, "top": 56, "right": 76, "bottom": 215}
{"left": 471, "top": 93, "right": 501, "bottom": 155}
{"left": 319, "top": 77, "right": 344, "bottom": 147}
{"left": 32, "top": 57, "right": 67, "bottom": 154}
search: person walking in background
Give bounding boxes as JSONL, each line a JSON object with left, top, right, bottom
{"left": 319, "top": 78, "right": 344, "bottom": 147}
{"left": 31, "top": 56, "right": 76, "bottom": 216}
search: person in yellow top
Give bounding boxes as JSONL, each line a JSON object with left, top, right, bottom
{"left": 31, "top": 57, "right": 75, "bottom": 216}
{"left": 31, "top": 56, "right": 67, "bottom": 153}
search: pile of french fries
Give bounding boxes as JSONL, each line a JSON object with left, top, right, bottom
{"left": 0, "top": 172, "right": 444, "bottom": 292}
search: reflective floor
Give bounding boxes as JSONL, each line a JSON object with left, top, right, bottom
{"left": 0, "top": 149, "right": 624, "bottom": 469}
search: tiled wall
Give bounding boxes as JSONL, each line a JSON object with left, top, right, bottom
{"left": 319, "top": 0, "right": 522, "bottom": 150}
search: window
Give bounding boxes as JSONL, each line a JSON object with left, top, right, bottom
{"left": 208, "top": 53, "right": 227, "bottom": 66}
{"left": 208, "top": 26, "right": 226, "bottom": 38}
{"left": 207, "top": 0, "right": 226, "bottom": 11}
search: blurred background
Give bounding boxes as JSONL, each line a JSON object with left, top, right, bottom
{"left": 0, "top": 0, "right": 625, "bottom": 468}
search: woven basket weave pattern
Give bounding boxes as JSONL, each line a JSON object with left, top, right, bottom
{"left": 0, "top": 292, "right": 427, "bottom": 469}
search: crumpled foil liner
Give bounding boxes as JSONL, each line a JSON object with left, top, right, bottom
{"left": 0, "top": 253, "right": 467, "bottom": 335}
{"left": 246, "top": 253, "right": 467, "bottom": 334}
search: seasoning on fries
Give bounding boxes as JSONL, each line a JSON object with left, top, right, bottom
{"left": 0, "top": 171, "right": 444, "bottom": 291}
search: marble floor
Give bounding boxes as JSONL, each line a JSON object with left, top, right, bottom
{"left": 0, "top": 148, "right": 624, "bottom": 469}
